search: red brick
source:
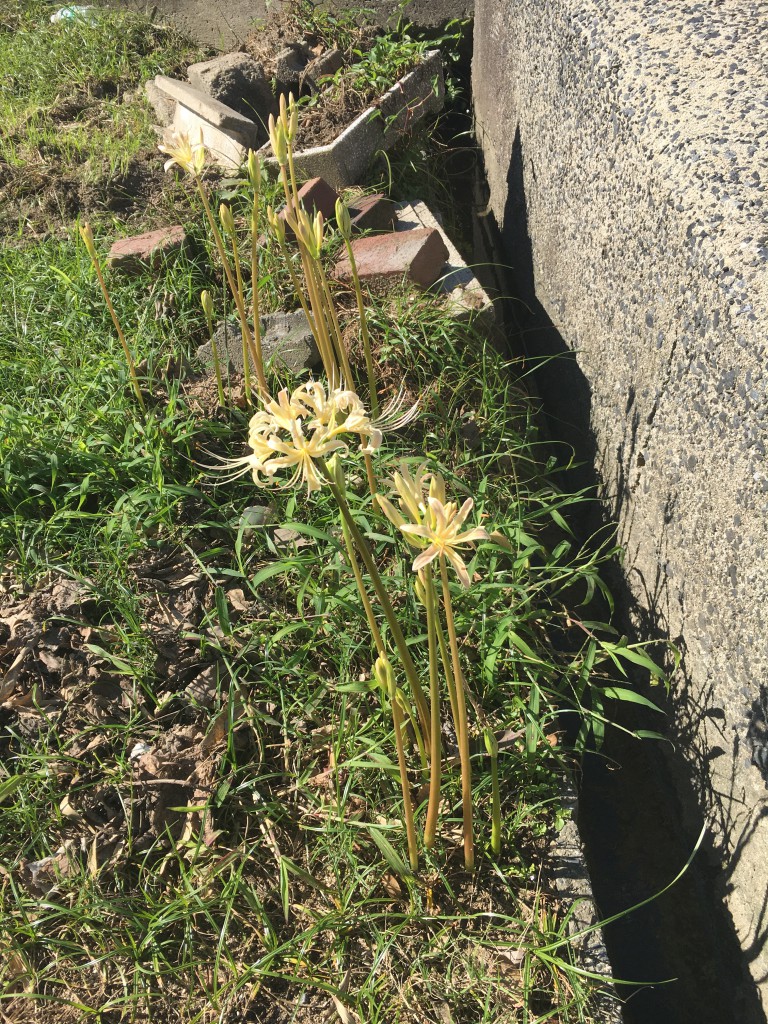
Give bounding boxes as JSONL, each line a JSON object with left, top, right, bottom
{"left": 333, "top": 227, "right": 449, "bottom": 289}
{"left": 108, "top": 225, "right": 186, "bottom": 275}
{"left": 348, "top": 193, "right": 396, "bottom": 233}
{"left": 276, "top": 177, "right": 339, "bottom": 241}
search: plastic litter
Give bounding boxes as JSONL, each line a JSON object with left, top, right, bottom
{"left": 50, "top": 5, "right": 97, "bottom": 24}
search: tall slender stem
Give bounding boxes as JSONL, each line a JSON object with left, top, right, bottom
{"left": 80, "top": 228, "right": 145, "bottom": 412}
{"left": 319, "top": 464, "right": 431, "bottom": 745}
{"left": 250, "top": 194, "right": 267, "bottom": 397}
{"left": 439, "top": 556, "right": 474, "bottom": 871}
{"left": 379, "top": 657, "right": 419, "bottom": 873}
{"left": 318, "top": 261, "right": 354, "bottom": 387}
{"left": 195, "top": 178, "right": 261, "bottom": 402}
{"left": 422, "top": 564, "right": 442, "bottom": 849}
{"left": 344, "top": 238, "right": 379, "bottom": 416}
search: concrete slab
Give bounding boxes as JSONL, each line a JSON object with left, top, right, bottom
{"left": 258, "top": 50, "right": 444, "bottom": 188}
{"left": 395, "top": 199, "right": 494, "bottom": 323}
{"left": 155, "top": 75, "right": 261, "bottom": 143}
{"left": 99, "top": 1, "right": 473, "bottom": 51}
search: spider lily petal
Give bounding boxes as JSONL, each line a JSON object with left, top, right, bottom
{"left": 158, "top": 129, "right": 206, "bottom": 175}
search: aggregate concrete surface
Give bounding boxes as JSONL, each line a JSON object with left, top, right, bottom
{"left": 473, "top": 0, "right": 768, "bottom": 1009}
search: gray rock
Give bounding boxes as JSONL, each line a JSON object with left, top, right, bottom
{"left": 187, "top": 52, "right": 276, "bottom": 137}
{"left": 197, "top": 310, "right": 320, "bottom": 375}
{"left": 274, "top": 43, "right": 310, "bottom": 94}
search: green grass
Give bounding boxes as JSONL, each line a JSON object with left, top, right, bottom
{"left": 0, "top": 4, "right": 654, "bottom": 1022}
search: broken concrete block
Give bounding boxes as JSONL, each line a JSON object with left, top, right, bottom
{"left": 145, "top": 78, "right": 175, "bottom": 126}
{"left": 197, "top": 310, "right": 320, "bottom": 375}
{"left": 155, "top": 76, "right": 261, "bottom": 140}
{"left": 348, "top": 193, "right": 397, "bottom": 233}
{"left": 333, "top": 227, "right": 449, "bottom": 289}
{"left": 107, "top": 225, "right": 187, "bottom": 275}
{"left": 305, "top": 47, "right": 344, "bottom": 92}
{"left": 275, "top": 44, "right": 310, "bottom": 94}
{"left": 155, "top": 75, "right": 261, "bottom": 169}
{"left": 259, "top": 49, "right": 444, "bottom": 189}
{"left": 187, "top": 52, "right": 275, "bottom": 133}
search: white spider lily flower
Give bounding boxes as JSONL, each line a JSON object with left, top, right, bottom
{"left": 158, "top": 128, "right": 206, "bottom": 176}
{"left": 379, "top": 465, "right": 489, "bottom": 587}
{"left": 213, "top": 381, "right": 382, "bottom": 495}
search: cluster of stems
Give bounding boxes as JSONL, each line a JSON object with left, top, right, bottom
{"left": 101, "top": 115, "right": 500, "bottom": 874}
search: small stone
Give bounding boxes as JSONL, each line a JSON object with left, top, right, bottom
{"left": 197, "top": 309, "right": 321, "bottom": 375}
{"left": 333, "top": 227, "right": 449, "bottom": 289}
{"left": 107, "top": 225, "right": 187, "bottom": 275}
{"left": 305, "top": 47, "right": 345, "bottom": 92}
{"left": 145, "top": 79, "right": 175, "bottom": 126}
{"left": 187, "top": 52, "right": 275, "bottom": 135}
{"left": 348, "top": 193, "right": 397, "bottom": 233}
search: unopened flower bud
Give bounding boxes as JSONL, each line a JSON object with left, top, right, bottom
{"left": 219, "top": 204, "right": 235, "bottom": 235}
{"left": 79, "top": 221, "right": 97, "bottom": 258}
{"left": 268, "top": 114, "right": 288, "bottom": 166}
{"left": 247, "top": 150, "right": 261, "bottom": 189}
{"left": 200, "top": 289, "right": 214, "bottom": 322}
{"left": 374, "top": 655, "right": 395, "bottom": 696}
{"left": 287, "top": 93, "right": 298, "bottom": 141}
{"left": 266, "top": 205, "right": 285, "bottom": 244}
{"left": 335, "top": 198, "right": 352, "bottom": 240}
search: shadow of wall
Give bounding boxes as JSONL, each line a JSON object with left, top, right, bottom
{"left": 473, "top": 97, "right": 767, "bottom": 1024}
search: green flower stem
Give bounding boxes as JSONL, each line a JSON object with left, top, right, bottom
{"left": 80, "top": 236, "right": 145, "bottom": 413}
{"left": 439, "top": 555, "right": 475, "bottom": 872}
{"left": 339, "top": 507, "right": 427, "bottom": 778}
{"left": 250, "top": 193, "right": 267, "bottom": 398}
{"left": 274, "top": 233, "right": 325, "bottom": 366}
{"left": 202, "top": 300, "right": 225, "bottom": 406}
{"left": 484, "top": 728, "right": 501, "bottom": 857}
{"left": 344, "top": 238, "right": 379, "bottom": 417}
{"left": 304, "top": 255, "right": 339, "bottom": 386}
{"left": 339, "top": 514, "right": 384, "bottom": 658}
{"left": 320, "top": 463, "right": 431, "bottom": 746}
{"left": 317, "top": 260, "right": 354, "bottom": 388}
{"left": 380, "top": 657, "right": 419, "bottom": 873}
{"left": 435, "top": 604, "right": 460, "bottom": 740}
{"left": 395, "top": 687, "right": 428, "bottom": 777}
{"left": 228, "top": 223, "right": 253, "bottom": 401}
{"left": 363, "top": 452, "right": 379, "bottom": 502}
{"left": 194, "top": 176, "right": 260, "bottom": 403}
{"left": 422, "top": 564, "right": 442, "bottom": 849}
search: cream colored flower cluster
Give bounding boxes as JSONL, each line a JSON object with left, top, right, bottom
{"left": 240, "top": 381, "right": 382, "bottom": 494}
{"left": 378, "top": 464, "right": 490, "bottom": 588}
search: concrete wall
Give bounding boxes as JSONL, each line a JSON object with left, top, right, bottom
{"left": 100, "top": 0, "right": 472, "bottom": 49}
{"left": 473, "top": 0, "right": 768, "bottom": 1007}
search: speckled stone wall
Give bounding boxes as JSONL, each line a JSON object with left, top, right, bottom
{"left": 473, "top": 0, "right": 768, "bottom": 1002}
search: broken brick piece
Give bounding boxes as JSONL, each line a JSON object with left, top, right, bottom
{"left": 278, "top": 177, "right": 339, "bottom": 239}
{"left": 333, "top": 227, "right": 449, "bottom": 290}
{"left": 348, "top": 193, "right": 397, "bottom": 233}
{"left": 294, "top": 176, "right": 339, "bottom": 221}
{"left": 107, "top": 225, "right": 187, "bottom": 275}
